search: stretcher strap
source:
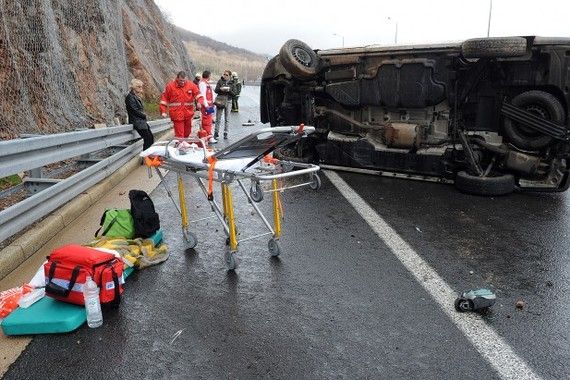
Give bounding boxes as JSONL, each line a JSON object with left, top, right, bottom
{"left": 144, "top": 156, "right": 162, "bottom": 167}
{"left": 207, "top": 155, "right": 217, "bottom": 200}
{"left": 263, "top": 154, "right": 279, "bottom": 165}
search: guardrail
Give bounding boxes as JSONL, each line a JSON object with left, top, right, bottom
{"left": 0, "top": 120, "right": 172, "bottom": 243}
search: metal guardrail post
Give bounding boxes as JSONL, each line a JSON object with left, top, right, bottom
{"left": 20, "top": 134, "right": 44, "bottom": 179}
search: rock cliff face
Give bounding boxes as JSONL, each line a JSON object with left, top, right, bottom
{"left": 0, "top": 0, "right": 193, "bottom": 140}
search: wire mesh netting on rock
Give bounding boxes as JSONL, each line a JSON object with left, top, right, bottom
{"left": 0, "top": 0, "right": 194, "bottom": 141}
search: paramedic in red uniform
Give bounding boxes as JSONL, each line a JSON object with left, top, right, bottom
{"left": 198, "top": 70, "right": 216, "bottom": 143}
{"left": 160, "top": 71, "right": 204, "bottom": 138}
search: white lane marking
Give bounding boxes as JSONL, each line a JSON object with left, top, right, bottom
{"left": 324, "top": 170, "right": 541, "bottom": 380}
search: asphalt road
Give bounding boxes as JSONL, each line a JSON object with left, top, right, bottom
{"left": 4, "top": 86, "right": 569, "bottom": 379}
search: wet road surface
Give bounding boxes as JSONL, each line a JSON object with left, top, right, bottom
{"left": 4, "top": 86, "right": 569, "bottom": 379}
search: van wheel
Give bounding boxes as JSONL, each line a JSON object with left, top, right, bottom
{"left": 279, "top": 39, "right": 321, "bottom": 78}
{"left": 503, "top": 90, "right": 564, "bottom": 150}
{"left": 461, "top": 37, "right": 527, "bottom": 58}
{"left": 455, "top": 171, "right": 515, "bottom": 196}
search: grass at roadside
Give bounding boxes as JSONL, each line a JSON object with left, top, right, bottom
{"left": 144, "top": 100, "right": 161, "bottom": 120}
{"left": 0, "top": 175, "right": 22, "bottom": 191}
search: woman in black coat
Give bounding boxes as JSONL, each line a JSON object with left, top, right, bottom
{"left": 125, "top": 79, "right": 154, "bottom": 150}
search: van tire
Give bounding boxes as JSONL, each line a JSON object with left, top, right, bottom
{"left": 503, "top": 90, "right": 564, "bottom": 150}
{"left": 279, "top": 39, "right": 321, "bottom": 78}
{"left": 461, "top": 37, "right": 527, "bottom": 58}
{"left": 455, "top": 171, "right": 515, "bottom": 196}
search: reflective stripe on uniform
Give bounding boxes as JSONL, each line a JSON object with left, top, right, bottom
{"left": 167, "top": 102, "right": 194, "bottom": 107}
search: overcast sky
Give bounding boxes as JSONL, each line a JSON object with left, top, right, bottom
{"left": 154, "top": 0, "right": 570, "bottom": 56}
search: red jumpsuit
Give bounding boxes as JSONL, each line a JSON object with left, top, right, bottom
{"left": 199, "top": 78, "right": 214, "bottom": 136}
{"left": 160, "top": 79, "right": 203, "bottom": 138}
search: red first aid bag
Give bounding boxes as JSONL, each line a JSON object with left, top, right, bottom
{"left": 44, "top": 245, "right": 124, "bottom": 305}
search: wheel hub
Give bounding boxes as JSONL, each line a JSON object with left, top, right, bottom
{"left": 292, "top": 47, "right": 312, "bottom": 67}
{"left": 517, "top": 105, "right": 549, "bottom": 137}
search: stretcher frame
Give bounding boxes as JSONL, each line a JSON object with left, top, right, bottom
{"left": 143, "top": 125, "right": 321, "bottom": 270}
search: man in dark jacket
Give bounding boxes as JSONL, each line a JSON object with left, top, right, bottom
{"left": 125, "top": 79, "right": 154, "bottom": 150}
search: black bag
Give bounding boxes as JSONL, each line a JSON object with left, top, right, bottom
{"left": 214, "top": 94, "right": 228, "bottom": 108}
{"left": 129, "top": 190, "right": 160, "bottom": 238}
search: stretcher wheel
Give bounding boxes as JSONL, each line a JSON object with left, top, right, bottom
{"left": 225, "top": 250, "right": 239, "bottom": 270}
{"left": 183, "top": 230, "right": 198, "bottom": 250}
{"left": 268, "top": 238, "right": 281, "bottom": 257}
{"left": 309, "top": 173, "right": 321, "bottom": 190}
{"left": 250, "top": 183, "right": 264, "bottom": 202}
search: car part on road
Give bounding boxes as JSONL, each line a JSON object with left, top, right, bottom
{"left": 455, "top": 288, "right": 497, "bottom": 312}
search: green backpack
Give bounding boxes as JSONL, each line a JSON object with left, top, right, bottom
{"left": 95, "top": 209, "right": 135, "bottom": 239}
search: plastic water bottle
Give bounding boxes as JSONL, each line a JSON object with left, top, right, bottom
{"left": 83, "top": 276, "right": 103, "bottom": 328}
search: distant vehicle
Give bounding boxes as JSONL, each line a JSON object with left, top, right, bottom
{"left": 260, "top": 37, "right": 570, "bottom": 195}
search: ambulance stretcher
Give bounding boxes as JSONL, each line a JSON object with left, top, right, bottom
{"left": 141, "top": 125, "right": 321, "bottom": 270}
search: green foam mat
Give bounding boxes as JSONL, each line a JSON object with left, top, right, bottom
{"left": 1, "top": 229, "right": 162, "bottom": 336}
{"left": 1, "top": 267, "right": 134, "bottom": 335}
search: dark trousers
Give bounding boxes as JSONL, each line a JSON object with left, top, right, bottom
{"left": 231, "top": 96, "right": 239, "bottom": 111}
{"left": 136, "top": 127, "right": 154, "bottom": 150}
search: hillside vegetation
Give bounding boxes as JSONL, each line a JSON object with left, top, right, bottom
{"left": 176, "top": 27, "right": 268, "bottom": 82}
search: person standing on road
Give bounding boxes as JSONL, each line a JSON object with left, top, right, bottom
{"left": 199, "top": 70, "right": 216, "bottom": 143}
{"left": 125, "top": 79, "right": 154, "bottom": 150}
{"left": 214, "top": 70, "right": 232, "bottom": 140}
{"left": 193, "top": 74, "right": 201, "bottom": 86}
{"left": 160, "top": 71, "right": 204, "bottom": 138}
{"left": 192, "top": 73, "right": 202, "bottom": 122}
{"left": 230, "top": 72, "right": 242, "bottom": 113}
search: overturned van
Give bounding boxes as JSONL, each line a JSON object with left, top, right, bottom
{"left": 260, "top": 37, "right": 570, "bottom": 195}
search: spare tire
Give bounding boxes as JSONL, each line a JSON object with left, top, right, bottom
{"left": 279, "top": 39, "right": 321, "bottom": 78}
{"left": 503, "top": 90, "right": 565, "bottom": 150}
{"left": 461, "top": 37, "right": 527, "bottom": 58}
{"left": 455, "top": 171, "right": 515, "bottom": 196}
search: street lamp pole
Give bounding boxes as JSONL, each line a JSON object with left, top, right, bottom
{"left": 487, "top": 0, "right": 493, "bottom": 37}
{"left": 387, "top": 17, "right": 398, "bottom": 44}
{"left": 394, "top": 21, "right": 398, "bottom": 44}
{"left": 333, "top": 33, "right": 344, "bottom": 47}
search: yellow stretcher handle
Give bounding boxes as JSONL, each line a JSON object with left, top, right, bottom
{"left": 177, "top": 174, "right": 188, "bottom": 229}
{"left": 272, "top": 179, "right": 282, "bottom": 238}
